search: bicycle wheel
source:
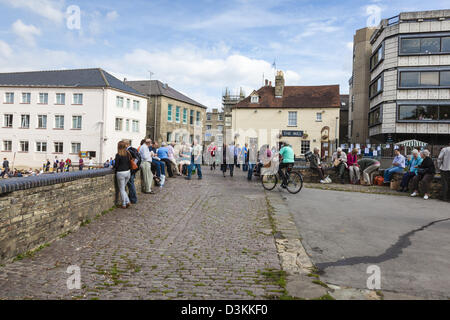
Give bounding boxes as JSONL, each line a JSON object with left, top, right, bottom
{"left": 261, "top": 174, "right": 278, "bottom": 191}
{"left": 286, "top": 172, "right": 303, "bottom": 194}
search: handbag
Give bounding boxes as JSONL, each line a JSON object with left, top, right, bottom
{"left": 128, "top": 152, "right": 138, "bottom": 171}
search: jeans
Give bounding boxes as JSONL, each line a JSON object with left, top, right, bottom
{"left": 127, "top": 171, "right": 137, "bottom": 204}
{"left": 400, "top": 171, "right": 416, "bottom": 190}
{"left": 247, "top": 163, "right": 255, "bottom": 180}
{"left": 188, "top": 157, "right": 202, "bottom": 179}
{"left": 152, "top": 159, "right": 165, "bottom": 178}
{"left": 243, "top": 163, "right": 248, "bottom": 172}
{"left": 117, "top": 170, "right": 131, "bottom": 206}
{"left": 440, "top": 170, "right": 450, "bottom": 201}
{"left": 161, "top": 158, "right": 173, "bottom": 177}
{"left": 228, "top": 164, "right": 234, "bottom": 176}
{"left": 383, "top": 166, "right": 404, "bottom": 182}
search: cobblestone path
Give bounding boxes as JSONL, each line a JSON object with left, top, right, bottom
{"left": 0, "top": 169, "right": 283, "bottom": 299}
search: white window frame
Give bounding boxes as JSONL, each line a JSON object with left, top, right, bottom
{"left": 39, "top": 93, "right": 49, "bottom": 104}
{"left": 251, "top": 95, "right": 259, "bottom": 103}
{"left": 4, "top": 114, "right": 13, "bottom": 127}
{"left": 56, "top": 93, "right": 66, "bottom": 105}
{"left": 73, "top": 93, "right": 83, "bottom": 105}
{"left": 132, "top": 120, "right": 139, "bottom": 133}
{"left": 36, "top": 141, "right": 47, "bottom": 153}
{"left": 133, "top": 100, "right": 139, "bottom": 111}
{"left": 21, "top": 114, "right": 30, "bottom": 128}
{"left": 316, "top": 112, "right": 322, "bottom": 122}
{"left": 116, "top": 96, "right": 124, "bottom": 108}
{"left": 72, "top": 115, "right": 82, "bottom": 130}
{"left": 19, "top": 140, "right": 29, "bottom": 152}
{"left": 127, "top": 98, "right": 131, "bottom": 109}
{"left": 54, "top": 115, "right": 65, "bottom": 129}
{"left": 288, "top": 111, "right": 297, "bottom": 127}
{"left": 3, "top": 140, "right": 12, "bottom": 152}
{"left": 54, "top": 142, "right": 64, "bottom": 153}
{"left": 115, "top": 118, "right": 123, "bottom": 131}
{"left": 21, "top": 92, "right": 31, "bottom": 104}
{"left": 5, "top": 92, "right": 14, "bottom": 103}
{"left": 71, "top": 142, "right": 81, "bottom": 154}
{"left": 37, "top": 115, "right": 47, "bottom": 129}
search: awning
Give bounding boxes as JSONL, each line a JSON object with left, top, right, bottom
{"left": 395, "top": 139, "right": 428, "bottom": 147}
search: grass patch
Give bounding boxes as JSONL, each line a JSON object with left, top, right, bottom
{"left": 312, "top": 279, "right": 329, "bottom": 288}
{"left": 244, "top": 290, "right": 256, "bottom": 297}
{"left": 13, "top": 243, "right": 50, "bottom": 261}
{"left": 194, "top": 283, "right": 206, "bottom": 287}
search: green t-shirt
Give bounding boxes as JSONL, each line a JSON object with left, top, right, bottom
{"left": 280, "top": 146, "right": 295, "bottom": 163}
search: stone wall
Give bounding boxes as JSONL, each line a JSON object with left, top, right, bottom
{"left": 294, "top": 166, "right": 444, "bottom": 199}
{"left": 0, "top": 169, "right": 141, "bottom": 263}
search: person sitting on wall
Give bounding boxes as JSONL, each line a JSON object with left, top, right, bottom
{"left": 357, "top": 155, "right": 380, "bottom": 186}
{"left": 309, "top": 147, "right": 331, "bottom": 184}
{"left": 383, "top": 149, "right": 406, "bottom": 184}
{"left": 331, "top": 148, "right": 347, "bottom": 184}
{"left": 347, "top": 148, "right": 361, "bottom": 184}
{"left": 411, "top": 149, "right": 435, "bottom": 200}
{"left": 399, "top": 149, "right": 422, "bottom": 193}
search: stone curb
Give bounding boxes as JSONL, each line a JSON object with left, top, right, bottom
{"left": 265, "top": 190, "right": 382, "bottom": 300}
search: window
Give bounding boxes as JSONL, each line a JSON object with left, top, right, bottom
{"left": 36, "top": 142, "right": 47, "bottom": 152}
{"left": 127, "top": 99, "right": 131, "bottom": 109}
{"left": 132, "top": 120, "right": 139, "bottom": 132}
{"left": 206, "top": 125, "right": 212, "bottom": 130}
{"left": 126, "top": 119, "right": 130, "bottom": 131}
{"left": 168, "top": 104, "right": 173, "bottom": 121}
{"left": 39, "top": 93, "right": 48, "bottom": 104}
{"left": 196, "top": 111, "right": 200, "bottom": 124}
{"left": 316, "top": 113, "right": 322, "bottom": 122}
{"left": 19, "top": 141, "right": 29, "bottom": 152}
{"left": 370, "top": 43, "right": 384, "bottom": 70}
{"left": 56, "top": 93, "right": 65, "bottom": 105}
{"left": 5, "top": 92, "right": 14, "bottom": 103}
{"left": 369, "top": 106, "right": 382, "bottom": 126}
{"left": 54, "top": 142, "right": 64, "bottom": 153}
{"left": 288, "top": 111, "right": 297, "bottom": 126}
{"left": 251, "top": 95, "right": 259, "bottom": 103}
{"left": 73, "top": 93, "right": 83, "bottom": 104}
{"left": 225, "top": 116, "right": 231, "bottom": 126}
{"left": 115, "top": 118, "right": 123, "bottom": 131}
{"left": 190, "top": 110, "right": 194, "bottom": 125}
{"left": 22, "top": 93, "right": 31, "bottom": 104}
{"left": 183, "top": 108, "right": 187, "bottom": 124}
{"left": 116, "top": 96, "right": 124, "bottom": 108}
{"left": 398, "top": 104, "right": 450, "bottom": 121}
{"left": 399, "top": 70, "right": 450, "bottom": 88}
{"left": 133, "top": 100, "right": 140, "bottom": 111}
{"left": 37, "top": 115, "right": 47, "bottom": 129}
{"left": 167, "top": 132, "right": 172, "bottom": 142}
{"left": 301, "top": 141, "right": 310, "bottom": 154}
{"left": 4, "top": 114, "right": 13, "bottom": 127}
{"left": 206, "top": 114, "right": 211, "bottom": 121}
{"left": 71, "top": 143, "right": 81, "bottom": 154}
{"left": 3, "top": 140, "right": 12, "bottom": 152}
{"left": 175, "top": 106, "right": 180, "bottom": 122}
{"left": 369, "top": 75, "right": 383, "bottom": 98}
{"left": 21, "top": 114, "right": 30, "bottom": 128}
{"left": 217, "top": 125, "right": 223, "bottom": 132}
{"left": 55, "top": 115, "right": 64, "bottom": 129}
{"left": 72, "top": 116, "right": 82, "bottom": 129}
{"left": 400, "top": 34, "right": 450, "bottom": 54}
{"left": 218, "top": 114, "right": 223, "bottom": 121}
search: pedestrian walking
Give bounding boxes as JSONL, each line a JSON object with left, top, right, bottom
{"left": 114, "top": 141, "right": 132, "bottom": 209}
{"left": 186, "top": 140, "right": 203, "bottom": 180}
{"left": 438, "top": 142, "right": 450, "bottom": 201}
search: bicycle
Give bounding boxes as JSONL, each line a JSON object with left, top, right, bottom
{"left": 261, "top": 163, "right": 303, "bottom": 194}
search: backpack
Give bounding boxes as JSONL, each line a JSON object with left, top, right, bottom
{"left": 127, "top": 147, "right": 142, "bottom": 172}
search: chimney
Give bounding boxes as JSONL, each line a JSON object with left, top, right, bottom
{"left": 269, "top": 81, "right": 272, "bottom": 87}
{"left": 124, "top": 77, "right": 127, "bottom": 82}
{"left": 275, "top": 71, "right": 285, "bottom": 98}
{"left": 265, "top": 79, "right": 269, "bottom": 86}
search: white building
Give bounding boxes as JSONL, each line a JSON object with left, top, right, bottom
{"left": 0, "top": 68, "right": 148, "bottom": 169}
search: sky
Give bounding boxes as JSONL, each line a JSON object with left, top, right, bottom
{"left": 0, "top": 0, "right": 449, "bottom": 109}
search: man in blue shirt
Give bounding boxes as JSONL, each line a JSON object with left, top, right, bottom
{"left": 383, "top": 149, "right": 406, "bottom": 183}
{"left": 157, "top": 142, "right": 174, "bottom": 177}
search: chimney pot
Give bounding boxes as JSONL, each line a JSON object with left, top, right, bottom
{"left": 269, "top": 81, "right": 272, "bottom": 86}
{"left": 265, "top": 79, "right": 268, "bottom": 86}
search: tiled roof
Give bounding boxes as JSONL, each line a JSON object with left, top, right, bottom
{"left": 125, "top": 80, "right": 207, "bottom": 109}
{"left": 234, "top": 85, "right": 340, "bottom": 109}
{"left": 0, "top": 68, "right": 144, "bottom": 96}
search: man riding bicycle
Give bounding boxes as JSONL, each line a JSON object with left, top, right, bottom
{"left": 278, "top": 142, "right": 295, "bottom": 188}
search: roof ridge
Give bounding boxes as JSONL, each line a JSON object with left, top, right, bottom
{"left": 98, "top": 68, "right": 110, "bottom": 87}
{"left": 0, "top": 68, "right": 101, "bottom": 75}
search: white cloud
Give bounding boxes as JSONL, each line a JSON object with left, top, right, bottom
{"left": 0, "top": 40, "right": 12, "bottom": 57}
{"left": 293, "top": 20, "right": 340, "bottom": 41}
{"left": 0, "top": 0, "right": 65, "bottom": 23}
{"left": 12, "top": 20, "right": 41, "bottom": 46}
{"left": 106, "top": 10, "right": 119, "bottom": 21}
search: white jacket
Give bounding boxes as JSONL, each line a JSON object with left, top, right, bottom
{"left": 438, "top": 146, "right": 450, "bottom": 171}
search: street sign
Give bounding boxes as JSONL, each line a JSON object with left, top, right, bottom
{"left": 281, "top": 130, "right": 304, "bottom": 137}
